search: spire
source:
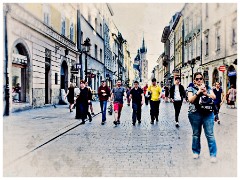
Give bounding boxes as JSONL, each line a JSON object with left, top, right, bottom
{"left": 140, "top": 34, "right": 147, "bottom": 53}
{"left": 142, "top": 34, "right": 145, "bottom": 49}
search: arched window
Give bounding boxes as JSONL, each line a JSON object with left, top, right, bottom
{"left": 212, "top": 68, "right": 219, "bottom": 85}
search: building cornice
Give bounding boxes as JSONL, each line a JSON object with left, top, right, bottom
{"left": 9, "top": 4, "right": 77, "bottom": 52}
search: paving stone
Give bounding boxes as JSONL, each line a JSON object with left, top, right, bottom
{"left": 3, "top": 101, "right": 237, "bottom": 177}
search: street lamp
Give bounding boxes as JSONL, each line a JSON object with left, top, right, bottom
{"left": 4, "top": 4, "right": 10, "bottom": 116}
{"left": 119, "top": 71, "right": 123, "bottom": 81}
{"left": 81, "top": 38, "right": 91, "bottom": 82}
{"left": 188, "top": 59, "right": 196, "bottom": 82}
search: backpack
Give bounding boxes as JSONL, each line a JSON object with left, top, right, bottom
{"left": 193, "top": 86, "right": 215, "bottom": 114}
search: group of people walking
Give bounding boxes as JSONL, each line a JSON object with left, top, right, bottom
{"left": 65, "top": 72, "right": 236, "bottom": 163}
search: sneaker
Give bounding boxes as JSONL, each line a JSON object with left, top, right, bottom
{"left": 113, "top": 121, "right": 117, "bottom": 125}
{"left": 132, "top": 122, "right": 136, "bottom": 126}
{"left": 217, "top": 120, "right": 220, "bottom": 124}
{"left": 117, "top": 120, "right": 120, "bottom": 124}
{"left": 175, "top": 122, "right": 180, "bottom": 128}
{"left": 150, "top": 120, "right": 154, "bottom": 124}
{"left": 210, "top": 157, "right": 217, "bottom": 163}
{"left": 101, "top": 121, "right": 105, "bottom": 125}
{"left": 193, "top": 153, "right": 199, "bottom": 159}
{"left": 138, "top": 120, "right": 141, "bottom": 124}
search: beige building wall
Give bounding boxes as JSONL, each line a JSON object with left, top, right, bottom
{"left": 5, "top": 3, "right": 78, "bottom": 112}
{"left": 202, "top": 3, "right": 237, "bottom": 92}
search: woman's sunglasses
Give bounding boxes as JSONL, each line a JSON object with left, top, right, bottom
{"left": 195, "top": 78, "right": 203, "bottom": 81}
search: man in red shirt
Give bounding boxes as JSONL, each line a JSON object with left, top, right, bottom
{"left": 98, "top": 79, "right": 111, "bottom": 125}
{"left": 143, "top": 83, "right": 149, "bottom": 105}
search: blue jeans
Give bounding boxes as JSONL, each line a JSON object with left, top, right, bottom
{"left": 100, "top": 101, "right": 107, "bottom": 122}
{"left": 188, "top": 111, "right": 217, "bottom": 157}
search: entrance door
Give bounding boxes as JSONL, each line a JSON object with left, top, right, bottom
{"left": 61, "top": 61, "right": 68, "bottom": 92}
{"left": 45, "top": 60, "right": 51, "bottom": 104}
{"left": 45, "top": 48, "right": 51, "bottom": 104}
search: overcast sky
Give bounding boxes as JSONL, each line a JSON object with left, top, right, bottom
{"left": 110, "top": 3, "right": 184, "bottom": 79}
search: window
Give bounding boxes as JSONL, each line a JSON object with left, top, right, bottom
{"left": 44, "top": 13, "right": 50, "bottom": 25}
{"left": 197, "top": 36, "right": 201, "bottom": 56}
{"left": 216, "top": 27, "right": 220, "bottom": 51}
{"left": 185, "top": 45, "right": 188, "bottom": 62}
{"left": 95, "top": 44, "right": 98, "bottom": 59}
{"left": 188, "top": 17, "right": 191, "bottom": 33}
{"left": 70, "top": 23, "right": 74, "bottom": 41}
{"left": 185, "top": 18, "right": 188, "bottom": 34}
{"left": 206, "top": 3, "right": 208, "bottom": 18}
{"left": 205, "top": 34, "right": 209, "bottom": 56}
{"left": 100, "top": 49, "right": 102, "bottom": 61}
{"left": 55, "top": 73, "right": 58, "bottom": 84}
{"left": 88, "top": 12, "right": 91, "bottom": 23}
{"left": 191, "top": 41, "right": 193, "bottom": 59}
{"left": 81, "top": 31, "right": 83, "bottom": 44}
{"left": 61, "top": 16, "right": 66, "bottom": 36}
{"left": 192, "top": 39, "right": 195, "bottom": 57}
{"left": 43, "top": 4, "right": 51, "bottom": 26}
{"left": 95, "top": 18, "right": 98, "bottom": 32}
{"left": 100, "top": 23, "right": 102, "bottom": 36}
{"left": 232, "top": 28, "right": 237, "bottom": 45}
{"left": 193, "top": 16, "right": 195, "bottom": 29}
{"left": 232, "top": 18, "right": 237, "bottom": 45}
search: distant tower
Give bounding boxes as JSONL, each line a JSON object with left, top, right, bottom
{"left": 133, "top": 35, "right": 148, "bottom": 83}
{"left": 139, "top": 36, "right": 148, "bottom": 83}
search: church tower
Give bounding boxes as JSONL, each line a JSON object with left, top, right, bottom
{"left": 139, "top": 36, "right": 148, "bottom": 83}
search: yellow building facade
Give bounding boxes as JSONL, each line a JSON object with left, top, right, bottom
{"left": 4, "top": 3, "right": 79, "bottom": 113}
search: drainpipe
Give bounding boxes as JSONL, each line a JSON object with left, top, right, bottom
{"left": 4, "top": 4, "right": 9, "bottom": 116}
{"left": 77, "top": 8, "right": 83, "bottom": 80}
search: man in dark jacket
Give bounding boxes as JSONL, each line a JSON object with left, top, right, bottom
{"left": 170, "top": 76, "right": 186, "bottom": 128}
{"left": 98, "top": 79, "right": 111, "bottom": 125}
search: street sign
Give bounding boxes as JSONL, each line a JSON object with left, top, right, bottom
{"left": 219, "top": 65, "right": 226, "bottom": 72}
{"left": 75, "top": 63, "right": 81, "bottom": 70}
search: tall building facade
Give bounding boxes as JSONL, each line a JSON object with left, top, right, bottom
{"left": 158, "top": 3, "right": 237, "bottom": 92}
{"left": 201, "top": 3, "right": 237, "bottom": 93}
{"left": 3, "top": 3, "right": 79, "bottom": 114}
{"left": 3, "top": 3, "right": 131, "bottom": 115}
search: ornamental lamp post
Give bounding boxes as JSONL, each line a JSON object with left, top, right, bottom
{"left": 188, "top": 58, "right": 196, "bottom": 82}
{"left": 81, "top": 38, "right": 91, "bottom": 82}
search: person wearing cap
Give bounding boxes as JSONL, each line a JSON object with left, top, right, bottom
{"left": 147, "top": 78, "right": 162, "bottom": 124}
{"left": 98, "top": 79, "right": 111, "bottom": 125}
{"left": 129, "top": 81, "right": 144, "bottom": 126}
{"left": 170, "top": 76, "right": 186, "bottom": 128}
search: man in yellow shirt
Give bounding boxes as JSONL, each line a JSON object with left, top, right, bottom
{"left": 147, "top": 78, "right": 162, "bottom": 124}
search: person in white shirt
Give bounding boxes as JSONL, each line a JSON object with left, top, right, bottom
{"left": 170, "top": 77, "right": 186, "bottom": 127}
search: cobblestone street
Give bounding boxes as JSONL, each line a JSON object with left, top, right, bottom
{"left": 3, "top": 101, "right": 237, "bottom": 177}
